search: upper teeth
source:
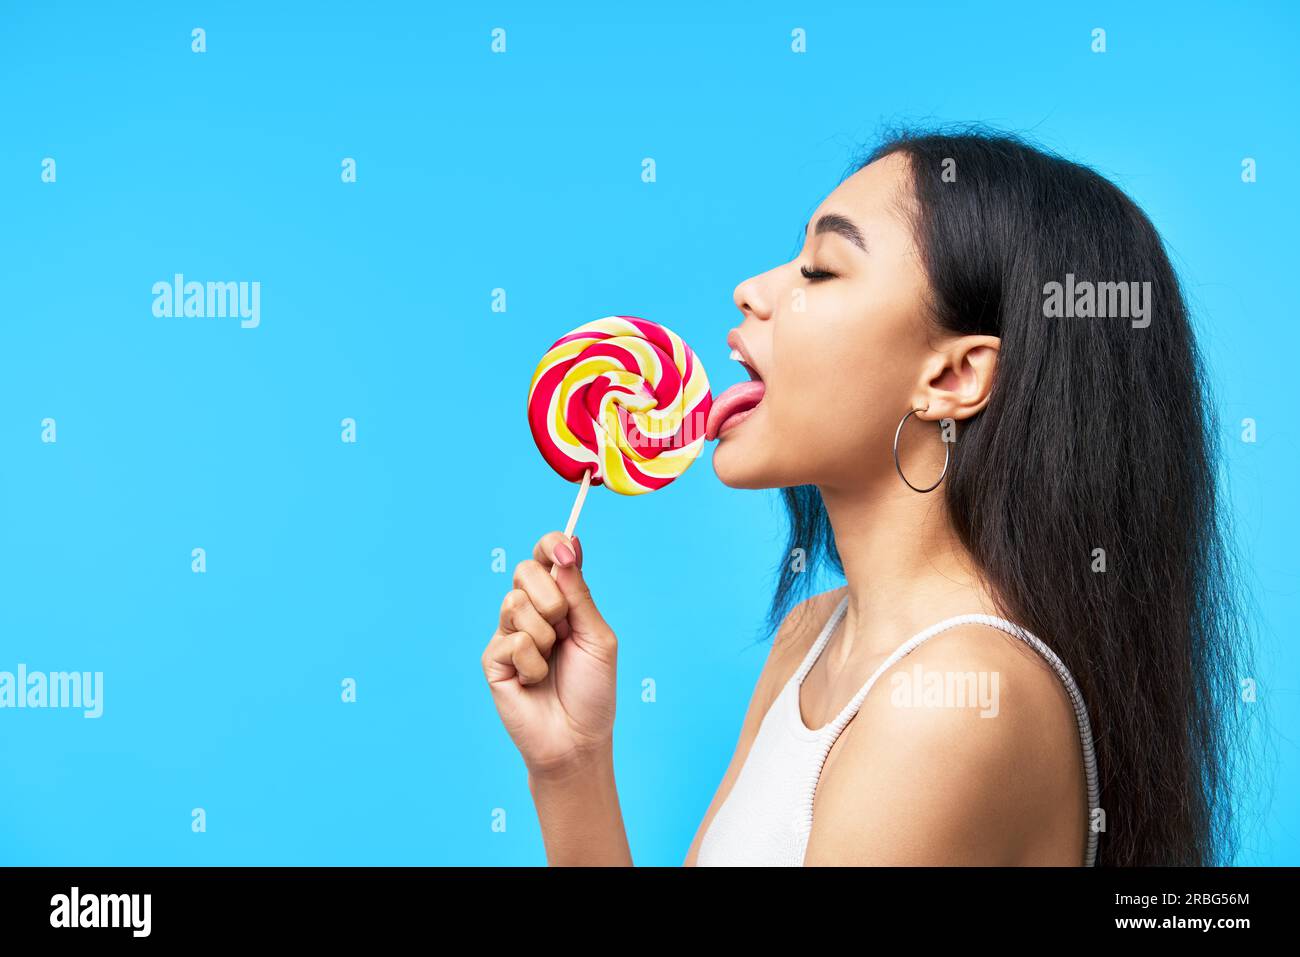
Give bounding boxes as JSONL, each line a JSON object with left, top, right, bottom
{"left": 729, "top": 349, "right": 743, "bottom": 362}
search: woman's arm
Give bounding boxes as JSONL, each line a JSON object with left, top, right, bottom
{"left": 482, "top": 532, "right": 627, "bottom": 865}
{"left": 529, "top": 745, "right": 633, "bottom": 866}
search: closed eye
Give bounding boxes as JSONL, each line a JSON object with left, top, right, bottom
{"left": 800, "top": 264, "right": 837, "bottom": 282}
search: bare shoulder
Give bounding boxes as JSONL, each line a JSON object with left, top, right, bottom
{"left": 874, "top": 621, "right": 1085, "bottom": 749}
{"left": 804, "top": 621, "right": 1087, "bottom": 866}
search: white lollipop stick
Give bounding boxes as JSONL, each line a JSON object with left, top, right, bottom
{"left": 550, "top": 469, "right": 592, "bottom": 580}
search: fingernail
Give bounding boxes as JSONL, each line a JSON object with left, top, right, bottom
{"left": 571, "top": 536, "right": 582, "bottom": 566}
{"left": 553, "top": 541, "right": 576, "bottom": 567}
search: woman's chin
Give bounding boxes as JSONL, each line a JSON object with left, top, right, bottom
{"left": 709, "top": 432, "right": 774, "bottom": 490}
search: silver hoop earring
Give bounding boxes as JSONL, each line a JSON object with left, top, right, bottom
{"left": 893, "top": 408, "right": 950, "bottom": 493}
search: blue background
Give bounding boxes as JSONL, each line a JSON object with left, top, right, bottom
{"left": 1, "top": 0, "right": 1295, "bottom": 865}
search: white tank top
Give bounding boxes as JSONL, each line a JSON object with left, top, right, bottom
{"left": 696, "top": 594, "right": 1100, "bottom": 866}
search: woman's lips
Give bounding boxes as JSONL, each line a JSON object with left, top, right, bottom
{"left": 705, "top": 380, "right": 766, "bottom": 440}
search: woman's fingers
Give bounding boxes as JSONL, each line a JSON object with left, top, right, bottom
{"left": 513, "top": 560, "right": 568, "bottom": 626}
{"left": 484, "top": 629, "right": 549, "bottom": 685}
{"left": 505, "top": 631, "right": 550, "bottom": 685}
{"left": 488, "top": 576, "right": 561, "bottom": 687}
{"left": 500, "top": 589, "right": 558, "bottom": 657}
{"left": 483, "top": 543, "right": 584, "bottom": 687}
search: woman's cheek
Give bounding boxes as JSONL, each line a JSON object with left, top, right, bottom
{"left": 771, "top": 367, "right": 830, "bottom": 441}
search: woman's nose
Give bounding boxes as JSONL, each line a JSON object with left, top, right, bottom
{"left": 733, "top": 273, "right": 772, "bottom": 321}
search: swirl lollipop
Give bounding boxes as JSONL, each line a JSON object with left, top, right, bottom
{"left": 527, "top": 316, "right": 712, "bottom": 557}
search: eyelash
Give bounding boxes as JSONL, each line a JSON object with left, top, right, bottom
{"left": 800, "top": 264, "right": 837, "bottom": 282}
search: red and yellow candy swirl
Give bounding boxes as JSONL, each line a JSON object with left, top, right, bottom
{"left": 527, "top": 316, "right": 712, "bottom": 495}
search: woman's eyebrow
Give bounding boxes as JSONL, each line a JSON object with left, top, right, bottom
{"left": 804, "top": 212, "right": 869, "bottom": 252}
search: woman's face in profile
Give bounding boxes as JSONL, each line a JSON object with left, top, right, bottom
{"left": 712, "top": 152, "right": 943, "bottom": 494}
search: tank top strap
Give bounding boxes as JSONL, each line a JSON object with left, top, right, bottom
{"left": 790, "top": 593, "right": 851, "bottom": 685}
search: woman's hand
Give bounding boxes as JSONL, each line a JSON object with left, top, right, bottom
{"left": 482, "top": 532, "right": 618, "bottom": 778}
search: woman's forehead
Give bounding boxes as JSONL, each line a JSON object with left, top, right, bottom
{"left": 811, "top": 154, "right": 916, "bottom": 248}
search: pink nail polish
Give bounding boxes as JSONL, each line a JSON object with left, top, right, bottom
{"left": 553, "top": 541, "right": 576, "bottom": 567}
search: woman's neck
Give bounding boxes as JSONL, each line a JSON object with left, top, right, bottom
{"left": 819, "top": 478, "right": 999, "bottom": 658}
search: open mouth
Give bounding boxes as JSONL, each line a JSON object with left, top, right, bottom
{"left": 705, "top": 348, "right": 766, "bottom": 441}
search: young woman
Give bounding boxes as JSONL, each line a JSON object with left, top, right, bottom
{"left": 481, "top": 128, "right": 1248, "bottom": 866}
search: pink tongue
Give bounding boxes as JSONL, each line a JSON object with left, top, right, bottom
{"left": 706, "top": 380, "right": 766, "bottom": 440}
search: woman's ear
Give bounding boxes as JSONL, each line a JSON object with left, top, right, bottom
{"left": 912, "top": 335, "right": 1000, "bottom": 421}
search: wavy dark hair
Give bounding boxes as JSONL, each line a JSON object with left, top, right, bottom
{"left": 770, "top": 127, "right": 1252, "bottom": 866}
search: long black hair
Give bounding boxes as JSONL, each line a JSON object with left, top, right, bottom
{"left": 771, "top": 126, "right": 1253, "bottom": 866}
